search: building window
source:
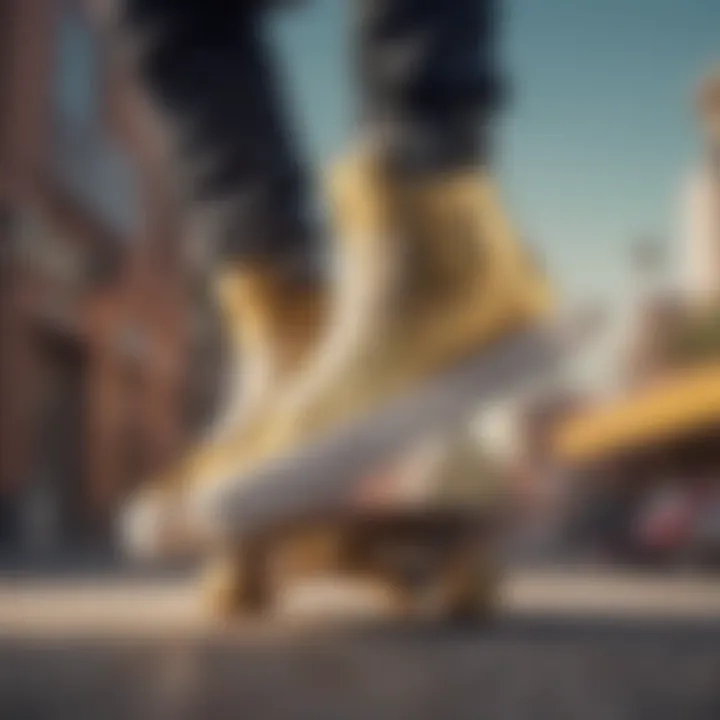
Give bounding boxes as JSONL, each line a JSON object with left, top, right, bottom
{"left": 51, "top": 5, "right": 99, "bottom": 135}
{"left": 49, "top": 3, "right": 140, "bottom": 237}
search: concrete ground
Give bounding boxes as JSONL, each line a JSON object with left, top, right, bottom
{"left": 0, "top": 570, "right": 719, "bottom": 719}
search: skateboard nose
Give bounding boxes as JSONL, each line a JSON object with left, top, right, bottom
{"left": 118, "top": 490, "right": 170, "bottom": 560}
{"left": 120, "top": 486, "right": 221, "bottom": 560}
{"left": 119, "top": 489, "right": 200, "bottom": 560}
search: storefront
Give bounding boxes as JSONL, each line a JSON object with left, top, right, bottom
{"left": 0, "top": 0, "right": 190, "bottom": 553}
{"left": 554, "top": 364, "right": 720, "bottom": 566}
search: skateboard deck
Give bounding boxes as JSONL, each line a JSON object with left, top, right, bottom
{"left": 189, "top": 324, "right": 561, "bottom": 544}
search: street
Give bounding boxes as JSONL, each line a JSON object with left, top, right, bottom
{"left": 0, "top": 570, "right": 718, "bottom": 719}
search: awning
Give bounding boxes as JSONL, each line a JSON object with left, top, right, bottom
{"left": 554, "top": 364, "right": 720, "bottom": 464}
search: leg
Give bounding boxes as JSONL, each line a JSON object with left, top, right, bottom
{"left": 356, "top": 0, "right": 503, "bottom": 174}
{"left": 117, "top": 0, "right": 317, "bottom": 272}
{"left": 188, "top": 0, "right": 554, "bottom": 540}
{"left": 115, "top": 1, "right": 326, "bottom": 560}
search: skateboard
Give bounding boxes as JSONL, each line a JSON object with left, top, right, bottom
{"left": 199, "top": 427, "right": 512, "bottom": 622}
{"left": 190, "top": 324, "right": 559, "bottom": 542}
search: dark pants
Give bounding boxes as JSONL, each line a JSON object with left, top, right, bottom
{"left": 118, "top": 0, "right": 501, "bottom": 269}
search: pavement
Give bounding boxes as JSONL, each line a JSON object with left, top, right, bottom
{"left": 0, "top": 570, "right": 719, "bottom": 719}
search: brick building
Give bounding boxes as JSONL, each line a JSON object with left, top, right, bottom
{"left": 0, "top": 0, "right": 195, "bottom": 550}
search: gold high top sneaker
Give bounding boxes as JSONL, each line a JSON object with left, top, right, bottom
{"left": 121, "top": 264, "right": 324, "bottom": 558}
{"left": 192, "top": 148, "right": 555, "bottom": 536}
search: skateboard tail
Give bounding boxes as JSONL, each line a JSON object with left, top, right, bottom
{"left": 190, "top": 325, "right": 561, "bottom": 543}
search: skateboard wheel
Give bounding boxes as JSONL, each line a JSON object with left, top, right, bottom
{"left": 200, "top": 543, "right": 272, "bottom": 619}
{"left": 442, "top": 543, "right": 500, "bottom": 623}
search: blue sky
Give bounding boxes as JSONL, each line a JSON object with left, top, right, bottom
{"left": 271, "top": 0, "right": 718, "bottom": 320}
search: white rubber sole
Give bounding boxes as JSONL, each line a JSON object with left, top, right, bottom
{"left": 189, "top": 326, "right": 561, "bottom": 543}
